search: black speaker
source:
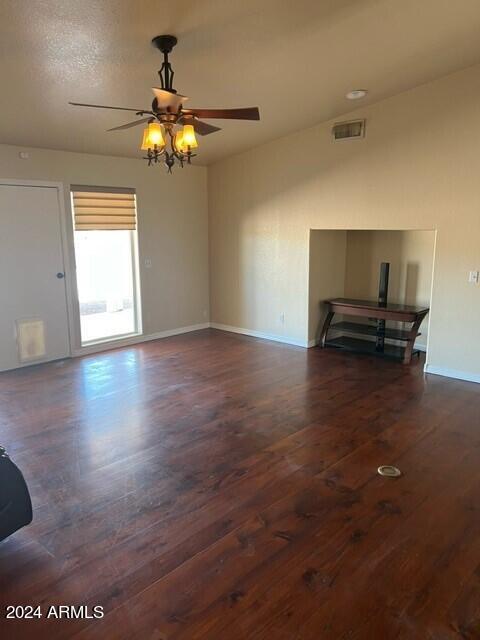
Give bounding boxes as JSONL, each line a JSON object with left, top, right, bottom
{"left": 0, "top": 446, "right": 33, "bottom": 542}
{"left": 378, "top": 262, "right": 390, "bottom": 307}
{"left": 376, "top": 262, "right": 390, "bottom": 352}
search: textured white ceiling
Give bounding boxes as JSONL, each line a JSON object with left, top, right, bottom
{"left": 1, "top": 0, "right": 480, "bottom": 164}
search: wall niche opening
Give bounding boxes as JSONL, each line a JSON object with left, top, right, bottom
{"left": 308, "top": 229, "right": 436, "bottom": 359}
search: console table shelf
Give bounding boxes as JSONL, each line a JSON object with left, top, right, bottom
{"left": 330, "top": 321, "right": 420, "bottom": 342}
{"left": 320, "top": 298, "right": 429, "bottom": 364}
{"left": 325, "top": 336, "right": 413, "bottom": 360}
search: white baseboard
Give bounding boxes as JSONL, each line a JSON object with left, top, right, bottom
{"left": 145, "top": 323, "right": 210, "bottom": 342}
{"left": 72, "top": 323, "right": 210, "bottom": 357}
{"left": 424, "top": 364, "right": 480, "bottom": 384}
{"left": 210, "top": 323, "right": 309, "bottom": 348}
{"left": 213, "top": 325, "right": 428, "bottom": 352}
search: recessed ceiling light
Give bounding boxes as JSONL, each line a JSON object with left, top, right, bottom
{"left": 346, "top": 89, "right": 368, "bottom": 100}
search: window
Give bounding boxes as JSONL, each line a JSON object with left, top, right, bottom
{"left": 71, "top": 187, "right": 141, "bottom": 345}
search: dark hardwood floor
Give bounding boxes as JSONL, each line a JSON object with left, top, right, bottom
{"left": 0, "top": 328, "right": 479, "bottom": 639}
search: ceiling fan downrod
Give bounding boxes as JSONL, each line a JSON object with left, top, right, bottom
{"left": 152, "top": 35, "right": 178, "bottom": 93}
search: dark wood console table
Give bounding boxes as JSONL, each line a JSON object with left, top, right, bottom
{"left": 320, "top": 298, "right": 430, "bottom": 364}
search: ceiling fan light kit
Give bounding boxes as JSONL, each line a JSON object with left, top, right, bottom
{"left": 69, "top": 35, "right": 260, "bottom": 173}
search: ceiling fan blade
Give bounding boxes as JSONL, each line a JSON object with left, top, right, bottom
{"left": 107, "top": 117, "right": 152, "bottom": 132}
{"left": 182, "top": 107, "right": 260, "bottom": 121}
{"left": 70, "top": 101, "right": 149, "bottom": 113}
{"left": 192, "top": 119, "right": 221, "bottom": 136}
{"left": 178, "top": 116, "right": 221, "bottom": 136}
{"left": 151, "top": 88, "right": 188, "bottom": 112}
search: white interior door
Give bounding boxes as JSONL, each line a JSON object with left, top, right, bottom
{"left": 0, "top": 184, "right": 70, "bottom": 371}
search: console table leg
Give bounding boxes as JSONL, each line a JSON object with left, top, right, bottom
{"left": 319, "top": 311, "right": 335, "bottom": 348}
{"left": 403, "top": 316, "right": 424, "bottom": 364}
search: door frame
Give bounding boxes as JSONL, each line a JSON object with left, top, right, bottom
{"left": 0, "top": 178, "right": 77, "bottom": 362}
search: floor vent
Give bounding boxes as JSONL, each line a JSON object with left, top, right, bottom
{"left": 332, "top": 119, "right": 365, "bottom": 141}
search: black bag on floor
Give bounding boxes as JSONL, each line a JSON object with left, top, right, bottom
{"left": 0, "top": 446, "right": 33, "bottom": 542}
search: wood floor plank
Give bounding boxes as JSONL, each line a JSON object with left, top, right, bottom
{"left": 0, "top": 329, "right": 478, "bottom": 640}
{"left": 170, "top": 388, "right": 476, "bottom": 640}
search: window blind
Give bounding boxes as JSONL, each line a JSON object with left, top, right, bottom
{"left": 72, "top": 189, "right": 136, "bottom": 231}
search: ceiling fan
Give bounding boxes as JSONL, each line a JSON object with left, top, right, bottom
{"left": 69, "top": 35, "right": 260, "bottom": 171}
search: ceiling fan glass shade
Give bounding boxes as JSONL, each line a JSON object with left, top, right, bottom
{"left": 181, "top": 124, "right": 198, "bottom": 149}
{"left": 141, "top": 127, "right": 150, "bottom": 151}
{"left": 173, "top": 130, "right": 184, "bottom": 153}
{"left": 141, "top": 122, "right": 165, "bottom": 150}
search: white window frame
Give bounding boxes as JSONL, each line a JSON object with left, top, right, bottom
{"left": 70, "top": 186, "right": 143, "bottom": 352}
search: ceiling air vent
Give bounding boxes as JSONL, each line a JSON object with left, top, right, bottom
{"left": 332, "top": 119, "right": 365, "bottom": 141}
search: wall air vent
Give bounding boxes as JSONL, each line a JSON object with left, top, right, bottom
{"left": 332, "top": 119, "right": 365, "bottom": 141}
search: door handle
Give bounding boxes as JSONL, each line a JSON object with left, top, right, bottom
{"left": 56, "top": 272, "right": 65, "bottom": 279}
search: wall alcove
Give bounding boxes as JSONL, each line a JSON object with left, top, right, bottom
{"left": 308, "top": 229, "right": 436, "bottom": 355}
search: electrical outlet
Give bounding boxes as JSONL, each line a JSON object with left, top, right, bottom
{"left": 468, "top": 270, "right": 479, "bottom": 284}
{"left": 279, "top": 312, "right": 285, "bottom": 325}
{"left": 144, "top": 258, "right": 152, "bottom": 269}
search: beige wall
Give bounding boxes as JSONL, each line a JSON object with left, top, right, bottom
{"left": 209, "top": 63, "right": 480, "bottom": 379}
{"left": 0, "top": 144, "right": 209, "bottom": 351}
{"left": 344, "top": 230, "right": 435, "bottom": 348}
{"left": 308, "top": 230, "right": 347, "bottom": 342}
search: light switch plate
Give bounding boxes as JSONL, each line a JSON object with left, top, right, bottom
{"left": 468, "top": 270, "right": 479, "bottom": 283}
